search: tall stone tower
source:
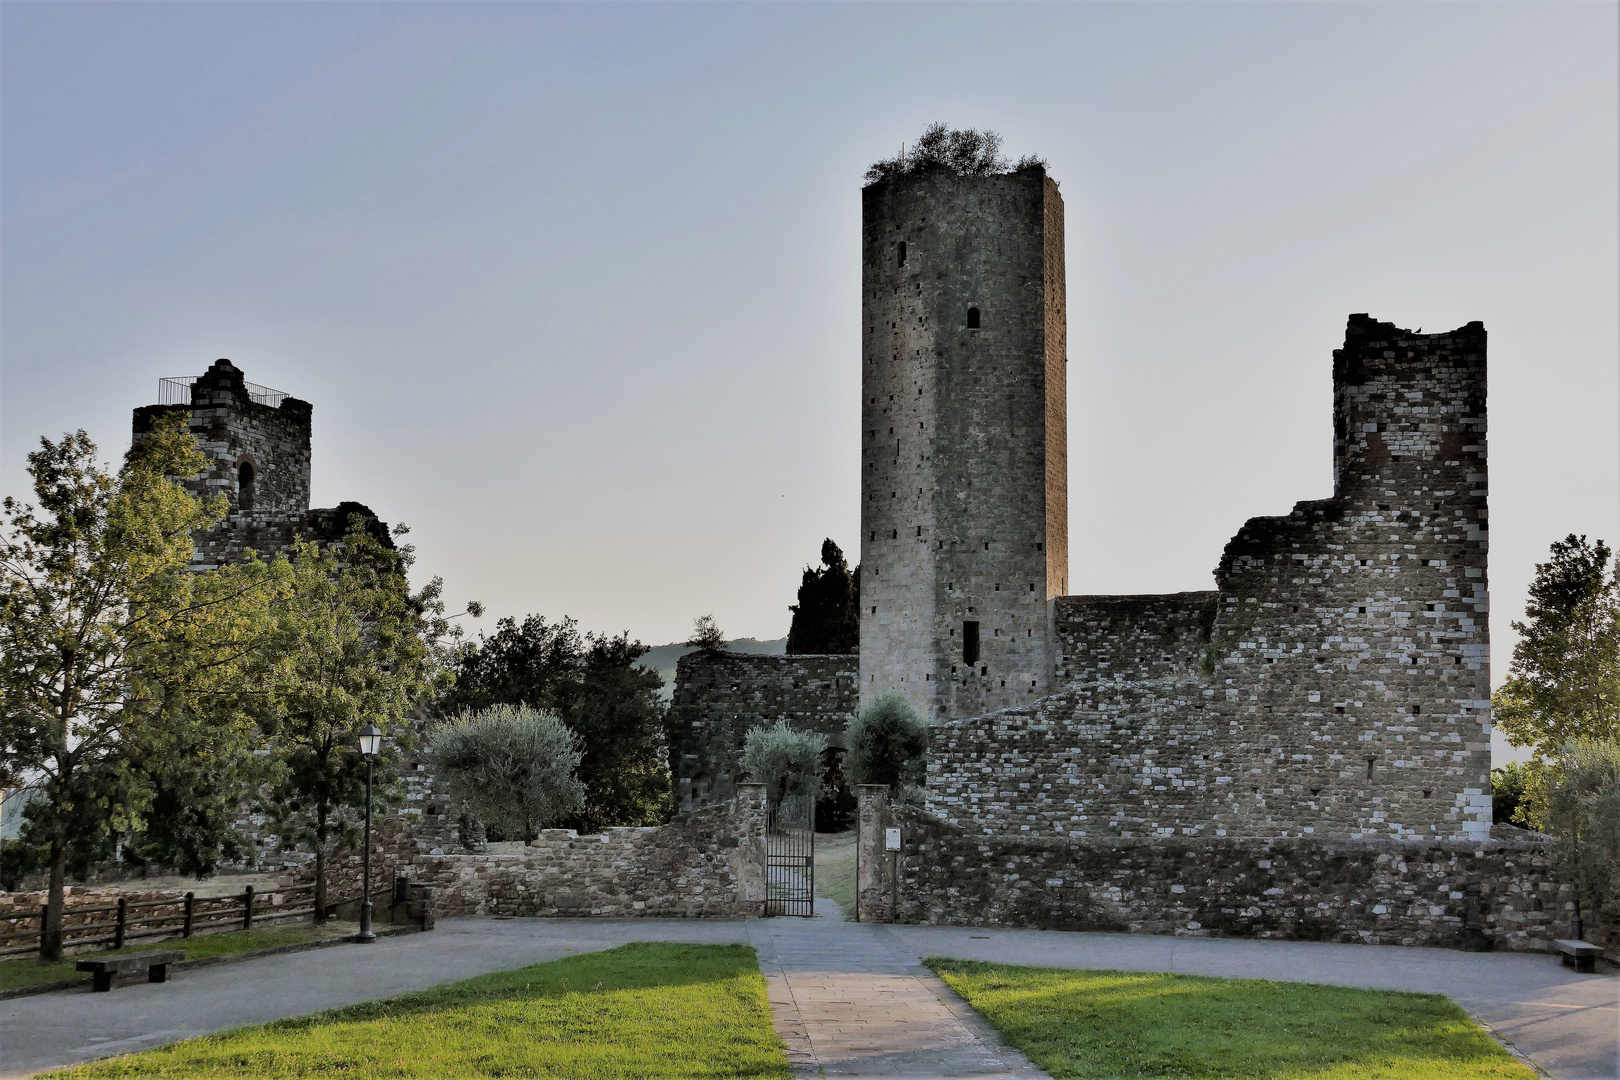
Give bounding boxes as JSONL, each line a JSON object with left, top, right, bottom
{"left": 860, "top": 165, "right": 1068, "bottom": 721}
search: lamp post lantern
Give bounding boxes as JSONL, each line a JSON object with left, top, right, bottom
{"left": 357, "top": 724, "right": 383, "bottom": 943}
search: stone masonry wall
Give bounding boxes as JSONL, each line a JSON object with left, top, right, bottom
{"left": 317, "top": 787, "right": 769, "bottom": 919}
{"left": 928, "top": 316, "right": 1491, "bottom": 842}
{"left": 1053, "top": 592, "right": 1217, "bottom": 687}
{"left": 670, "top": 651, "right": 857, "bottom": 811}
{"left": 859, "top": 800, "right": 1602, "bottom": 957}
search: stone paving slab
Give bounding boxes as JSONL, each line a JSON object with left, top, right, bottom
{"left": 746, "top": 900, "right": 1051, "bottom": 1078}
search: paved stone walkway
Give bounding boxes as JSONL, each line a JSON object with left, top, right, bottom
{"left": 748, "top": 900, "right": 1047, "bottom": 1078}
{"left": 1, "top": 913, "right": 1613, "bottom": 1079}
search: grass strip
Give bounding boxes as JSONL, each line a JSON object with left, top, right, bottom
{"left": 56, "top": 942, "right": 792, "bottom": 1079}
{"left": 0, "top": 927, "right": 332, "bottom": 992}
{"left": 926, "top": 957, "right": 1535, "bottom": 1079}
{"left": 814, "top": 830, "right": 856, "bottom": 918}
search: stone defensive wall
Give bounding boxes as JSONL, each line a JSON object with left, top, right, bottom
{"left": 669, "top": 651, "right": 858, "bottom": 810}
{"left": 317, "top": 786, "right": 770, "bottom": 920}
{"left": 857, "top": 792, "right": 1603, "bottom": 956}
{"left": 1052, "top": 592, "right": 1216, "bottom": 687}
{"left": 929, "top": 316, "right": 1491, "bottom": 843}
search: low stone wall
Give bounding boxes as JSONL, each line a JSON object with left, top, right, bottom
{"left": 319, "top": 786, "right": 769, "bottom": 919}
{"left": 857, "top": 789, "right": 1605, "bottom": 956}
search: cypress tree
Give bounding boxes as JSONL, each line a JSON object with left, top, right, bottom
{"left": 786, "top": 539, "right": 859, "bottom": 654}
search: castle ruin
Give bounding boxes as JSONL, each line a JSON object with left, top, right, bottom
{"left": 132, "top": 358, "right": 393, "bottom": 567}
{"left": 676, "top": 159, "right": 1492, "bottom": 844}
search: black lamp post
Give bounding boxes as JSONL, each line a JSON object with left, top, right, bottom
{"left": 357, "top": 723, "right": 383, "bottom": 943}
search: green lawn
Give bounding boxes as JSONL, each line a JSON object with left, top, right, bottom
{"left": 927, "top": 958, "right": 1535, "bottom": 1080}
{"left": 56, "top": 943, "right": 792, "bottom": 1079}
{"left": 0, "top": 926, "right": 334, "bottom": 992}
{"left": 815, "top": 830, "right": 856, "bottom": 918}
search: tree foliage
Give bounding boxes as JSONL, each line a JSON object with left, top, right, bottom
{"left": 786, "top": 539, "right": 859, "bottom": 655}
{"left": 0, "top": 418, "right": 272, "bottom": 955}
{"left": 741, "top": 721, "right": 826, "bottom": 803}
{"left": 686, "top": 614, "right": 725, "bottom": 654}
{"left": 254, "top": 523, "right": 455, "bottom": 921}
{"left": 1494, "top": 534, "right": 1620, "bottom": 756}
{"left": 442, "top": 615, "right": 670, "bottom": 832}
{"left": 1490, "top": 760, "right": 1529, "bottom": 826}
{"left": 844, "top": 693, "right": 929, "bottom": 793}
{"left": 865, "top": 123, "right": 1047, "bottom": 186}
{"left": 427, "top": 705, "right": 585, "bottom": 843}
{"left": 1545, "top": 738, "right": 1620, "bottom": 920}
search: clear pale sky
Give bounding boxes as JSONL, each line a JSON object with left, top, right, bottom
{"left": 3, "top": 3, "right": 1616, "bottom": 763}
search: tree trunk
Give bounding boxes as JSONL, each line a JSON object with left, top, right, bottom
{"left": 42, "top": 838, "right": 66, "bottom": 962}
{"left": 313, "top": 847, "right": 327, "bottom": 925}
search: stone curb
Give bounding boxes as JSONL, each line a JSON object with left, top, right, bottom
{"left": 1459, "top": 1004, "right": 1552, "bottom": 1079}
{"left": 0, "top": 924, "right": 420, "bottom": 1001}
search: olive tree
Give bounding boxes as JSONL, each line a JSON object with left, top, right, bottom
{"left": 741, "top": 721, "right": 826, "bottom": 803}
{"left": 844, "top": 692, "right": 929, "bottom": 796}
{"left": 427, "top": 704, "right": 585, "bottom": 842}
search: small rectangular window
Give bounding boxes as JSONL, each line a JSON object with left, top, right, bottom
{"left": 962, "top": 621, "right": 980, "bottom": 665}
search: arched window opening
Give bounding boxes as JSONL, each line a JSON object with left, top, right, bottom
{"left": 966, "top": 306, "right": 981, "bottom": 329}
{"left": 897, "top": 241, "right": 907, "bottom": 267}
{"left": 237, "top": 461, "right": 256, "bottom": 512}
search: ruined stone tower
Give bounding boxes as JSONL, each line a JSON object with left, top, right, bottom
{"left": 860, "top": 165, "right": 1068, "bottom": 721}
{"left": 133, "top": 359, "right": 389, "bottom": 569}
{"left": 133, "top": 359, "right": 312, "bottom": 518}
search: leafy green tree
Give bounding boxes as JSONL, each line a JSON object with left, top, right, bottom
{"left": 786, "top": 539, "right": 859, "bottom": 655}
{"left": 1490, "top": 760, "right": 1529, "bottom": 827}
{"left": 845, "top": 692, "right": 929, "bottom": 794}
{"left": 1546, "top": 738, "right": 1620, "bottom": 929}
{"left": 741, "top": 721, "right": 826, "bottom": 803}
{"left": 0, "top": 418, "right": 271, "bottom": 958}
{"left": 428, "top": 705, "right": 585, "bottom": 843}
{"left": 1494, "top": 534, "right": 1620, "bottom": 755}
{"left": 443, "top": 615, "right": 670, "bottom": 832}
{"left": 255, "top": 524, "right": 457, "bottom": 921}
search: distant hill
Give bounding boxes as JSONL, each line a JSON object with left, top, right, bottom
{"left": 641, "top": 637, "right": 786, "bottom": 700}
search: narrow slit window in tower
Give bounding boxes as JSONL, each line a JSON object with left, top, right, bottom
{"left": 967, "top": 306, "right": 980, "bottom": 329}
{"left": 897, "top": 241, "right": 907, "bottom": 267}
{"left": 962, "top": 621, "right": 980, "bottom": 665}
{"left": 237, "top": 461, "right": 256, "bottom": 512}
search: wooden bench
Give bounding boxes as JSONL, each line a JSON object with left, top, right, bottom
{"left": 75, "top": 949, "right": 185, "bottom": 992}
{"left": 1555, "top": 939, "right": 1603, "bottom": 974}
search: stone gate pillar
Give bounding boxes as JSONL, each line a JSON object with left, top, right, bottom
{"left": 856, "top": 785, "right": 895, "bottom": 922}
{"left": 736, "top": 783, "right": 768, "bottom": 917}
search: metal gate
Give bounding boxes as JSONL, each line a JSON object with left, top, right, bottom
{"left": 766, "top": 792, "right": 815, "bottom": 917}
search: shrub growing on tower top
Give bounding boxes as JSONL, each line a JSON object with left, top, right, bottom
{"left": 844, "top": 693, "right": 929, "bottom": 793}
{"left": 864, "top": 123, "right": 1048, "bottom": 186}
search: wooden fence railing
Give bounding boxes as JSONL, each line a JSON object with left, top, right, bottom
{"left": 0, "top": 880, "right": 399, "bottom": 962}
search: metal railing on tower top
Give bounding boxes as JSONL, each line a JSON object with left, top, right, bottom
{"left": 158, "top": 376, "right": 290, "bottom": 409}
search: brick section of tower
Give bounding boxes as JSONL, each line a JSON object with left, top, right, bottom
{"left": 859, "top": 166, "right": 1068, "bottom": 722}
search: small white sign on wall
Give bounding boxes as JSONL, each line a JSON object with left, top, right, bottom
{"left": 884, "top": 827, "right": 902, "bottom": 851}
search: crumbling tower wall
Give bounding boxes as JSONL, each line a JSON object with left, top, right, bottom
{"left": 860, "top": 166, "right": 1068, "bottom": 722}
{"left": 927, "top": 316, "right": 1491, "bottom": 842}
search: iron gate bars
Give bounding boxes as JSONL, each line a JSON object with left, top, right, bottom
{"left": 766, "top": 793, "right": 815, "bottom": 917}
